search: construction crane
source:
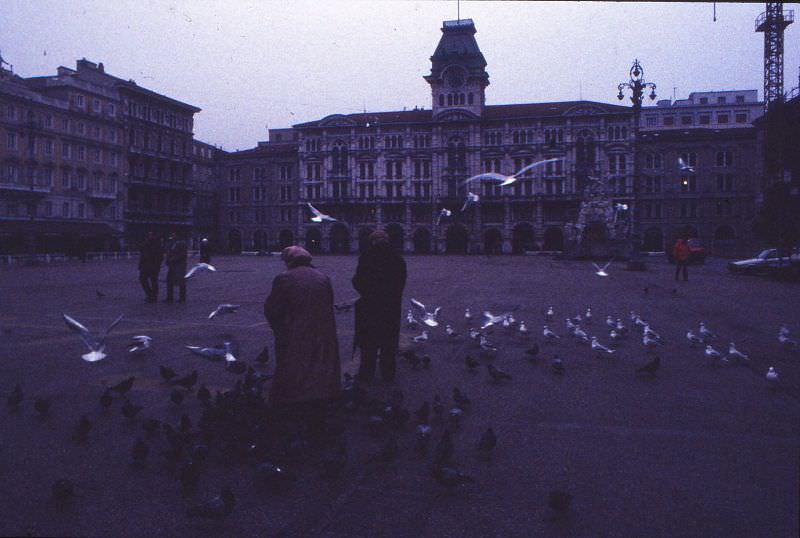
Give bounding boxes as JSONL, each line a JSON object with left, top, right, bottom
{"left": 755, "top": 3, "right": 794, "bottom": 111}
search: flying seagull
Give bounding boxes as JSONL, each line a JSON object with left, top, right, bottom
{"left": 436, "top": 208, "right": 452, "bottom": 226}
{"left": 128, "top": 335, "right": 152, "bottom": 353}
{"left": 307, "top": 202, "right": 336, "bottom": 222}
{"left": 184, "top": 263, "right": 216, "bottom": 280}
{"left": 63, "top": 313, "right": 124, "bottom": 362}
{"left": 678, "top": 156, "right": 695, "bottom": 173}
{"left": 461, "top": 191, "right": 480, "bottom": 212}
{"left": 592, "top": 258, "right": 614, "bottom": 277}
{"left": 411, "top": 298, "right": 441, "bottom": 328}
{"left": 461, "top": 158, "right": 560, "bottom": 188}
{"left": 208, "top": 304, "right": 240, "bottom": 319}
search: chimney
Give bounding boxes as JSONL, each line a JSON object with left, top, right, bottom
{"left": 98, "top": 62, "right": 104, "bottom": 73}
{"left": 77, "top": 58, "right": 98, "bottom": 71}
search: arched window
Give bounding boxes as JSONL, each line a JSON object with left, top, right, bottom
{"left": 468, "top": 93, "right": 474, "bottom": 105}
{"left": 447, "top": 94, "right": 453, "bottom": 106}
{"left": 439, "top": 94, "right": 445, "bottom": 106}
{"left": 447, "top": 136, "right": 466, "bottom": 170}
{"left": 332, "top": 140, "right": 348, "bottom": 175}
{"left": 460, "top": 93, "right": 465, "bottom": 105}
{"left": 607, "top": 127, "right": 613, "bottom": 140}
{"left": 621, "top": 126, "right": 628, "bottom": 139}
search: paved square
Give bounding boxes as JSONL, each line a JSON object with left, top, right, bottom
{"left": 1, "top": 255, "right": 798, "bottom": 537}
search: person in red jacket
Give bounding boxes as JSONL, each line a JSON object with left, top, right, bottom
{"left": 672, "top": 238, "right": 690, "bottom": 281}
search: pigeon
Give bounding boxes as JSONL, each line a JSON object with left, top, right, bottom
{"left": 565, "top": 318, "right": 576, "bottom": 332}
{"left": 159, "top": 365, "right": 178, "bottom": 382}
{"left": 108, "top": 376, "right": 135, "bottom": 395}
{"left": 727, "top": 342, "right": 750, "bottom": 363}
{"left": 406, "top": 310, "right": 419, "bottom": 328}
{"left": 121, "top": 399, "right": 143, "bottom": 419}
{"left": 208, "top": 304, "right": 240, "bottom": 319}
{"left": 686, "top": 330, "right": 703, "bottom": 346}
{"left": 74, "top": 415, "right": 92, "bottom": 441}
{"left": 545, "top": 306, "right": 554, "bottom": 321}
{"left": 411, "top": 298, "right": 441, "bottom": 328}
{"left": 433, "top": 466, "right": 475, "bottom": 487}
{"left": 573, "top": 326, "right": 589, "bottom": 341}
{"left": 551, "top": 356, "right": 565, "bottom": 375}
{"left": 591, "top": 337, "right": 615, "bottom": 356}
{"left": 414, "top": 402, "right": 431, "bottom": 425}
{"left": 548, "top": 490, "right": 573, "bottom": 515}
{"left": 448, "top": 407, "right": 463, "bottom": 423}
{"left": 698, "top": 322, "right": 716, "bottom": 340}
{"left": 186, "top": 486, "right": 235, "bottom": 519}
{"left": 99, "top": 388, "right": 113, "bottom": 409}
{"left": 170, "top": 389, "right": 185, "bottom": 405}
{"left": 33, "top": 397, "right": 50, "bottom": 416}
{"left": 477, "top": 427, "right": 497, "bottom": 460}
{"left": 592, "top": 259, "right": 613, "bottom": 277}
{"left": 453, "top": 387, "right": 471, "bottom": 409}
{"left": 184, "top": 262, "right": 216, "bottom": 280}
{"left": 461, "top": 191, "right": 480, "bottom": 212}
{"left": 487, "top": 363, "right": 512, "bottom": 382}
{"left": 636, "top": 355, "right": 661, "bottom": 375}
{"left": 468, "top": 327, "right": 481, "bottom": 342}
{"left": 95, "top": 289, "right": 105, "bottom": 299}
{"left": 445, "top": 325, "right": 459, "bottom": 338}
{"left": 465, "top": 355, "right": 479, "bottom": 372}
{"left": 413, "top": 330, "right": 429, "bottom": 343}
{"left": 415, "top": 424, "right": 433, "bottom": 452}
{"left": 464, "top": 308, "right": 473, "bottom": 324}
{"left": 435, "top": 208, "right": 452, "bottom": 226}
{"left": 705, "top": 345, "right": 728, "bottom": 363}
{"left": 766, "top": 366, "right": 779, "bottom": 388}
{"left": 131, "top": 437, "right": 149, "bottom": 465}
{"left": 62, "top": 313, "right": 124, "bottom": 362}
{"left": 128, "top": 335, "right": 152, "bottom": 353}
{"left": 609, "top": 330, "right": 623, "bottom": 342}
{"left": 307, "top": 202, "right": 336, "bottom": 222}
{"left": 678, "top": 156, "right": 695, "bottom": 173}
{"left": 543, "top": 325, "right": 560, "bottom": 342}
{"left": 616, "top": 319, "right": 628, "bottom": 335}
{"left": 255, "top": 346, "right": 270, "bottom": 364}
{"left": 778, "top": 333, "right": 799, "bottom": 349}
{"left": 479, "top": 334, "right": 498, "bottom": 353}
{"left": 433, "top": 429, "right": 454, "bottom": 466}
{"left": 462, "top": 158, "right": 560, "bottom": 187}
{"left": 525, "top": 342, "right": 540, "bottom": 359}
{"left": 779, "top": 324, "right": 791, "bottom": 337}
{"left": 7, "top": 384, "right": 22, "bottom": 408}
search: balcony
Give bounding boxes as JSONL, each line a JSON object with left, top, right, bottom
{"left": 87, "top": 190, "right": 117, "bottom": 201}
{"left": 0, "top": 179, "right": 51, "bottom": 195}
{"left": 124, "top": 209, "right": 192, "bottom": 225}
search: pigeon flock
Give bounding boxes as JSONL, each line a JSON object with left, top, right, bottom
{"left": 3, "top": 255, "right": 797, "bottom": 534}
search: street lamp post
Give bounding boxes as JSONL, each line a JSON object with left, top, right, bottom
{"left": 617, "top": 59, "right": 656, "bottom": 270}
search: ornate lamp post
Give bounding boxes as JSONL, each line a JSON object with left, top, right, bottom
{"left": 617, "top": 59, "right": 656, "bottom": 269}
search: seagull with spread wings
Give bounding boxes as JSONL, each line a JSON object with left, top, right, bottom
{"left": 63, "top": 313, "right": 124, "bottom": 362}
{"left": 411, "top": 298, "right": 441, "bottom": 328}
{"left": 307, "top": 202, "right": 337, "bottom": 223}
{"left": 436, "top": 208, "right": 452, "bottom": 226}
{"left": 678, "top": 156, "right": 695, "bottom": 173}
{"left": 592, "top": 258, "right": 614, "bottom": 277}
{"left": 461, "top": 192, "right": 480, "bottom": 212}
{"left": 462, "top": 158, "right": 561, "bottom": 188}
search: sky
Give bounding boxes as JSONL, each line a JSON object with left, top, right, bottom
{"left": 5, "top": 1, "right": 799, "bottom": 151}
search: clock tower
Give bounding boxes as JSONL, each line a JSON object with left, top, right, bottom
{"left": 425, "top": 19, "right": 490, "bottom": 119}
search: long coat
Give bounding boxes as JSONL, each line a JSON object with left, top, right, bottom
{"left": 165, "top": 239, "right": 188, "bottom": 283}
{"left": 264, "top": 266, "right": 341, "bottom": 406}
{"left": 138, "top": 237, "right": 163, "bottom": 275}
{"left": 352, "top": 245, "right": 407, "bottom": 351}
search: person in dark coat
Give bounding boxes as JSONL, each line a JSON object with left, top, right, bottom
{"left": 164, "top": 231, "right": 188, "bottom": 302}
{"left": 672, "top": 237, "right": 690, "bottom": 282}
{"left": 352, "top": 230, "right": 407, "bottom": 383}
{"left": 199, "top": 238, "right": 211, "bottom": 264}
{"left": 138, "top": 231, "right": 162, "bottom": 303}
{"left": 264, "top": 246, "right": 341, "bottom": 443}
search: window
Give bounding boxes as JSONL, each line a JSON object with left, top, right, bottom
{"left": 62, "top": 142, "right": 71, "bottom": 158}
{"left": 44, "top": 140, "right": 53, "bottom": 155}
{"left": 439, "top": 94, "right": 445, "bottom": 106}
{"left": 108, "top": 103, "right": 116, "bottom": 116}
{"left": 93, "top": 99, "right": 100, "bottom": 112}
{"left": 680, "top": 176, "right": 696, "bottom": 193}
{"left": 62, "top": 202, "right": 70, "bottom": 217}
{"left": 6, "top": 104, "right": 16, "bottom": 120}
{"left": 680, "top": 152, "right": 698, "bottom": 167}
{"left": 645, "top": 154, "right": 662, "bottom": 169}
{"left": 7, "top": 132, "right": 17, "bottom": 150}
{"left": 699, "top": 114, "right": 711, "bottom": 125}
{"left": 228, "top": 187, "right": 240, "bottom": 202}
{"left": 717, "top": 113, "right": 729, "bottom": 124}
{"left": 77, "top": 146, "right": 86, "bottom": 161}
{"left": 663, "top": 116, "right": 675, "bottom": 126}
{"left": 280, "top": 185, "right": 291, "bottom": 201}
{"left": 44, "top": 114, "right": 53, "bottom": 128}
{"left": 44, "top": 201, "right": 52, "bottom": 217}
{"left": 75, "top": 95, "right": 85, "bottom": 108}
{"left": 681, "top": 115, "right": 693, "bottom": 126}
{"left": 735, "top": 95, "right": 745, "bottom": 104}
{"left": 645, "top": 116, "right": 657, "bottom": 127}
{"left": 717, "top": 96, "right": 726, "bottom": 104}
{"left": 716, "top": 173, "right": 734, "bottom": 192}
{"left": 699, "top": 97, "right": 708, "bottom": 104}
{"left": 735, "top": 113, "right": 748, "bottom": 124}
{"left": 94, "top": 148, "right": 102, "bottom": 163}
{"left": 280, "top": 165, "right": 292, "bottom": 180}
{"left": 609, "top": 155, "right": 626, "bottom": 174}
{"left": 716, "top": 151, "right": 733, "bottom": 167}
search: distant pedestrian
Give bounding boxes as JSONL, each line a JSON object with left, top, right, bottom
{"left": 352, "top": 230, "right": 407, "bottom": 383}
{"left": 672, "top": 237, "right": 690, "bottom": 282}
{"left": 138, "top": 231, "right": 163, "bottom": 303}
{"left": 199, "top": 238, "right": 211, "bottom": 264}
{"left": 164, "top": 231, "right": 187, "bottom": 302}
{"left": 264, "top": 246, "right": 341, "bottom": 443}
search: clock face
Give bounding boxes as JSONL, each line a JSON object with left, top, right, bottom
{"left": 448, "top": 73, "right": 464, "bottom": 88}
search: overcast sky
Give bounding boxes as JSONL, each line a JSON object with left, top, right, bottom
{"left": 5, "top": 1, "right": 799, "bottom": 151}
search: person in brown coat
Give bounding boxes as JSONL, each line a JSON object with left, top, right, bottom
{"left": 352, "top": 230, "right": 407, "bottom": 383}
{"left": 672, "top": 238, "right": 690, "bottom": 281}
{"left": 138, "top": 231, "right": 163, "bottom": 303}
{"left": 264, "top": 246, "right": 341, "bottom": 441}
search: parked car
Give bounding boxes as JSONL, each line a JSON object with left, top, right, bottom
{"left": 727, "top": 248, "right": 800, "bottom": 274}
{"left": 666, "top": 238, "right": 706, "bottom": 264}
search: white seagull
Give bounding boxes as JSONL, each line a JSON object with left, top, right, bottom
{"left": 678, "top": 156, "right": 695, "bottom": 173}
{"left": 435, "top": 208, "right": 452, "bottom": 226}
{"left": 543, "top": 325, "right": 560, "bottom": 341}
{"left": 63, "top": 313, "right": 124, "bottom": 362}
{"left": 518, "top": 321, "right": 530, "bottom": 336}
{"left": 778, "top": 333, "right": 799, "bottom": 349}
{"left": 591, "top": 336, "right": 615, "bottom": 355}
{"left": 616, "top": 319, "right": 628, "bottom": 335}
{"left": 461, "top": 191, "right": 480, "bottom": 212}
{"left": 406, "top": 309, "right": 419, "bottom": 328}
{"left": 128, "top": 335, "right": 153, "bottom": 354}
{"left": 481, "top": 311, "right": 510, "bottom": 330}
{"left": 411, "top": 298, "right": 441, "bottom": 328}
{"left": 208, "top": 304, "right": 240, "bottom": 319}
{"left": 643, "top": 334, "right": 662, "bottom": 350}
{"left": 606, "top": 315, "right": 617, "bottom": 329}
{"left": 479, "top": 334, "right": 498, "bottom": 353}
{"left": 307, "top": 202, "right": 336, "bottom": 222}
{"left": 464, "top": 308, "right": 473, "bottom": 323}
{"left": 461, "top": 158, "right": 560, "bottom": 188}
{"left": 766, "top": 366, "right": 779, "bottom": 387}
{"left": 186, "top": 342, "right": 236, "bottom": 363}
{"left": 686, "top": 330, "right": 704, "bottom": 346}
{"left": 413, "top": 330, "right": 429, "bottom": 343}
{"left": 584, "top": 308, "right": 592, "bottom": 323}
{"left": 445, "top": 324, "right": 459, "bottom": 338}
{"left": 727, "top": 342, "right": 750, "bottom": 363}
{"left": 705, "top": 344, "right": 727, "bottom": 363}
{"left": 184, "top": 262, "right": 216, "bottom": 280}
{"left": 592, "top": 259, "right": 613, "bottom": 277}
{"left": 545, "top": 306, "right": 555, "bottom": 321}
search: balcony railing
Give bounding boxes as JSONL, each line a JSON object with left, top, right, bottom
{"left": 0, "top": 179, "right": 51, "bottom": 194}
{"left": 87, "top": 190, "right": 117, "bottom": 200}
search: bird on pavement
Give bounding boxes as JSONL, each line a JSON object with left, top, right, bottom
{"left": 464, "top": 308, "right": 473, "bottom": 324}
{"left": 766, "top": 366, "right": 780, "bottom": 388}
{"left": 413, "top": 330, "right": 429, "bottom": 343}
{"left": 411, "top": 298, "right": 441, "bottom": 328}
{"left": 465, "top": 355, "right": 480, "bottom": 372}
{"left": 698, "top": 321, "right": 716, "bottom": 341}
{"left": 543, "top": 325, "right": 560, "bottom": 342}
{"left": 636, "top": 355, "right": 661, "bottom": 375}
{"left": 705, "top": 345, "right": 728, "bottom": 364}
{"left": 591, "top": 336, "right": 615, "bottom": 356}
{"left": 686, "top": 330, "right": 703, "bottom": 346}
{"left": 110, "top": 376, "right": 135, "bottom": 395}
{"left": 778, "top": 333, "right": 799, "bottom": 349}
{"left": 487, "top": 364, "right": 512, "bottom": 382}
{"left": 727, "top": 342, "right": 750, "bottom": 363}
{"left": 445, "top": 324, "right": 459, "bottom": 338}
{"left": 159, "top": 365, "right": 178, "bottom": 382}
{"left": 545, "top": 306, "right": 555, "bottom": 321}
{"left": 551, "top": 356, "right": 565, "bottom": 375}
{"left": 477, "top": 427, "right": 497, "bottom": 460}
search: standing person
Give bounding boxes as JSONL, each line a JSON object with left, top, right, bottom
{"left": 264, "top": 246, "right": 341, "bottom": 443}
{"left": 164, "top": 231, "right": 188, "bottom": 303}
{"left": 352, "top": 230, "right": 407, "bottom": 383}
{"left": 138, "top": 231, "right": 163, "bottom": 303}
{"left": 672, "top": 237, "right": 690, "bottom": 282}
{"left": 199, "top": 237, "right": 211, "bottom": 264}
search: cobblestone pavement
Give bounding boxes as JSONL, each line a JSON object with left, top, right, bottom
{"left": 0, "top": 255, "right": 798, "bottom": 537}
